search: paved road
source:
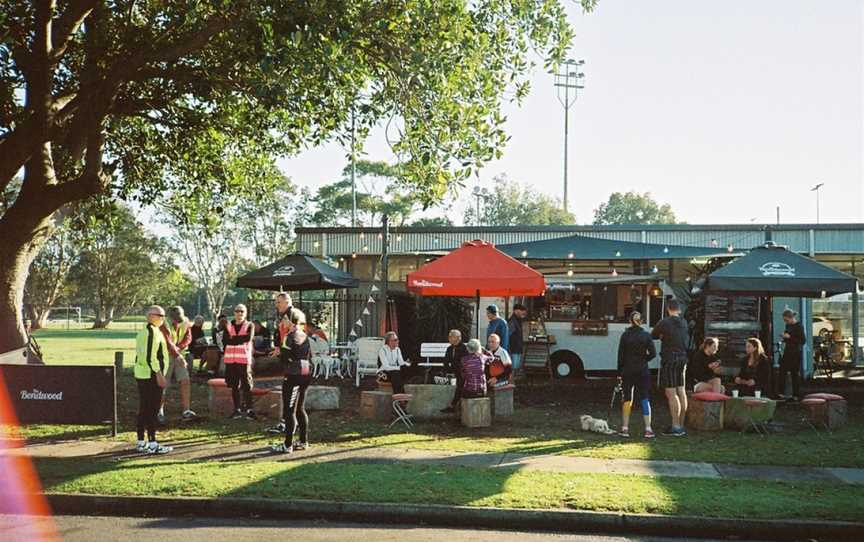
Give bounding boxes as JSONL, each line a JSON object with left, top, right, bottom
{"left": 0, "top": 515, "right": 747, "bottom": 542}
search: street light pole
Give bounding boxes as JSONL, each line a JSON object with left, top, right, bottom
{"left": 811, "top": 182, "right": 824, "bottom": 224}
{"left": 472, "top": 186, "right": 489, "bottom": 226}
{"left": 351, "top": 105, "right": 357, "bottom": 227}
{"left": 554, "top": 59, "right": 585, "bottom": 214}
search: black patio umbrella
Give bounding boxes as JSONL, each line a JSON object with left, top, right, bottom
{"left": 236, "top": 253, "right": 360, "bottom": 291}
{"left": 701, "top": 243, "right": 857, "bottom": 298}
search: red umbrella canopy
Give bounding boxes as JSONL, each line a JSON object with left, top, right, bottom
{"left": 406, "top": 240, "right": 546, "bottom": 297}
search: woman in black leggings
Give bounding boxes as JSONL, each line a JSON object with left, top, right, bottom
{"left": 271, "top": 310, "right": 312, "bottom": 454}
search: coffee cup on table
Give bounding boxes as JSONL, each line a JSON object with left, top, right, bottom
{"left": 755, "top": 390, "right": 762, "bottom": 399}
{"left": 732, "top": 389, "right": 739, "bottom": 398}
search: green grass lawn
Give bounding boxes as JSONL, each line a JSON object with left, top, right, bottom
{"left": 33, "top": 457, "right": 864, "bottom": 522}
{"left": 8, "top": 326, "right": 864, "bottom": 469}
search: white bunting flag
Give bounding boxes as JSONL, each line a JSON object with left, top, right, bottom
{"left": 356, "top": 319, "right": 363, "bottom": 327}
{"left": 362, "top": 307, "right": 371, "bottom": 316}
{"left": 370, "top": 285, "right": 380, "bottom": 293}
{"left": 367, "top": 296, "right": 375, "bottom": 304}
{"left": 349, "top": 329, "right": 357, "bottom": 337}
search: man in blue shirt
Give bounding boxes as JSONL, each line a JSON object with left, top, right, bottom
{"left": 485, "top": 304, "right": 509, "bottom": 352}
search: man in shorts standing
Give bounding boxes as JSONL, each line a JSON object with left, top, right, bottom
{"left": 159, "top": 305, "right": 197, "bottom": 423}
{"left": 651, "top": 299, "right": 689, "bottom": 437}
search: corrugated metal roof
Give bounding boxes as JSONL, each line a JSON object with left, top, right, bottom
{"left": 297, "top": 224, "right": 864, "bottom": 257}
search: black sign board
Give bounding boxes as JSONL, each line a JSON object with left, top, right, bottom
{"left": 0, "top": 365, "right": 116, "bottom": 432}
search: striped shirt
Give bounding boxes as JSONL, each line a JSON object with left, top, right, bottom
{"left": 461, "top": 353, "right": 490, "bottom": 396}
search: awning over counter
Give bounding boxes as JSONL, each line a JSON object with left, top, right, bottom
{"left": 496, "top": 234, "right": 737, "bottom": 261}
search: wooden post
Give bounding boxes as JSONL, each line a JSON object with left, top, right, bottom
{"left": 112, "top": 352, "right": 122, "bottom": 437}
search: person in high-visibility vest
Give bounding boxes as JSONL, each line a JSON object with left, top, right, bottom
{"left": 134, "top": 306, "right": 173, "bottom": 454}
{"left": 224, "top": 304, "right": 256, "bottom": 419}
{"left": 158, "top": 305, "right": 197, "bottom": 423}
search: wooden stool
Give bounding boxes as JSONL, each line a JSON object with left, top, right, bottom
{"left": 390, "top": 394, "right": 414, "bottom": 429}
{"left": 207, "top": 378, "right": 233, "bottom": 417}
{"left": 803, "top": 393, "right": 847, "bottom": 430}
{"left": 461, "top": 397, "right": 492, "bottom": 428}
{"left": 360, "top": 390, "right": 392, "bottom": 422}
{"left": 252, "top": 388, "right": 281, "bottom": 418}
{"left": 490, "top": 384, "right": 515, "bottom": 418}
{"left": 686, "top": 392, "right": 728, "bottom": 431}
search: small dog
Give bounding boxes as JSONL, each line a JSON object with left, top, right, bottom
{"left": 580, "top": 414, "right": 616, "bottom": 435}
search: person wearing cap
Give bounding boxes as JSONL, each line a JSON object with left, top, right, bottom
{"left": 158, "top": 305, "right": 197, "bottom": 423}
{"left": 133, "top": 306, "right": 173, "bottom": 455}
{"left": 507, "top": 304, "right": 528, "bottom": 371}
{"left": 485, "top": 304, "right": 510, "bottom": 353}
{"left": 778, "top": 309, "right": 805, "bottom": 401}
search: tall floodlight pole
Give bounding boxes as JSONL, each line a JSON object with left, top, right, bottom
{"left": 811, "top": 182, "right": 824, "bottom": 224}
{"left": 351, "top": 105, "right": 357, "bottom": 226}
{"left": 554, "top": 59, "right": 585, "bottom": 214}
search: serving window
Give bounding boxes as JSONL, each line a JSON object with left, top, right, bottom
{"left": 545, "top": 284, "right": 647, "bottom": 323}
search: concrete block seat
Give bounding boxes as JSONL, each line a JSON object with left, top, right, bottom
{"left": 489, "top": 384, "right": 515, "bottom": 418}
{"left": 803, "top": 393, "right": 847, "bottom": 429}
{"left": 461, "top": 396, "right": 492, "bottom": 428}
{"left": 360, "top": 390, "right": 393, "bottom": 422}
{"left": 404, "top": 384, "right": 456, "bottom": 420}
{"left": 725, "top": 396, "right": 777, "bottom": 431}
{"left": 207, "top": 378, "right": 269, "bottom": 418}
{"left": 686, "top": 391, "right": 728, "bottom": 432}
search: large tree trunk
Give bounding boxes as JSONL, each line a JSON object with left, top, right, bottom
{"left": 92, "top": 305, "right": 114, "bottom": 329}
{"left": 0, "top": 233, "right": 47, "bottom": 353}
{"left": 34, "top": 309, "right": 51, "bottom": 330}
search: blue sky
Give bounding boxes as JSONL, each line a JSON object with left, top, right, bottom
{"left": 278, "top": 0, "right": 864, "bottom": 226}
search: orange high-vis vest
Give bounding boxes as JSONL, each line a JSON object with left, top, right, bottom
{"left": 223, "top": 320, "right": 253, "bottom": 365}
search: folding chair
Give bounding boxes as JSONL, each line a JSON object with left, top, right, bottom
{"left": 389, "top": 393, "right": 414, "bottom": 429}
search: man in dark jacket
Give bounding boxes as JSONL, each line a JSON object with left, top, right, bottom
{"left": 778, "top": 309, "right": 805, "bottom": 400}
{"left": 617, "top": 312, "right": 657, "bottom": 438}
{"left": 441, "top": 329, "right": 469, "bottom": 414}
{"left": 507, "top": 304, "right": 527, "bottom": 372}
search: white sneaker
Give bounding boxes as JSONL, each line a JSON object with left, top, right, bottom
{"left": 181, "top": 410, "right": 198, "bottom": 421}
{"left": 147, "top": 442, "right": 173, "bottom": 455}
{"left": 135, "top": 441, "right": 148, "bottom": 453}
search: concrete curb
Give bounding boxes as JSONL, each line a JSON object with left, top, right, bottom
{"left": 44, "top": 493, "right": 864, "bottom": 541}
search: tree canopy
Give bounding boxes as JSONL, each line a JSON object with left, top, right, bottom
{"left": 0, "top": 0, "right": 596, "bottom": 351}
{"left": 310, "top": 160, "right": 420, "bottom": 227}
{"left": 463, "top": 175, "right": 575, "bottom": 226}
{"left": 592, "top": 191, "right": 678, "bottom": 225}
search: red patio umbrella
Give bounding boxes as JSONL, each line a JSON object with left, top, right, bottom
{"left": 406, "top": 240, "right": 546, "bottom": 332}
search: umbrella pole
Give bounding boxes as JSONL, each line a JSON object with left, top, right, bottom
{"left": 476, "top": 289, "right": 480, "bottom": 340}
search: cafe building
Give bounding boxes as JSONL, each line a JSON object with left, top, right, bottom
{"left": 295, "top": 223, "right": 864, "bottom": 376}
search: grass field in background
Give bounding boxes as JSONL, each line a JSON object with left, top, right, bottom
{"left": 33, "top": 457, "right": 864, "bottom": 522}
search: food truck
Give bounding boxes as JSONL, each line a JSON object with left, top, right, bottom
{"left": 520, "top": 274, "right": 673, "bottom": 378}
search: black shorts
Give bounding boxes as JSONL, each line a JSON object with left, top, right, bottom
{"left": 225, "top": 363, "right": 253, "bottom": 390}
{"left": 621, "top": 371, "right": 651, "bottom": 403}
{"left": 659, "top": 352, "right": 687, "bottom": 389}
